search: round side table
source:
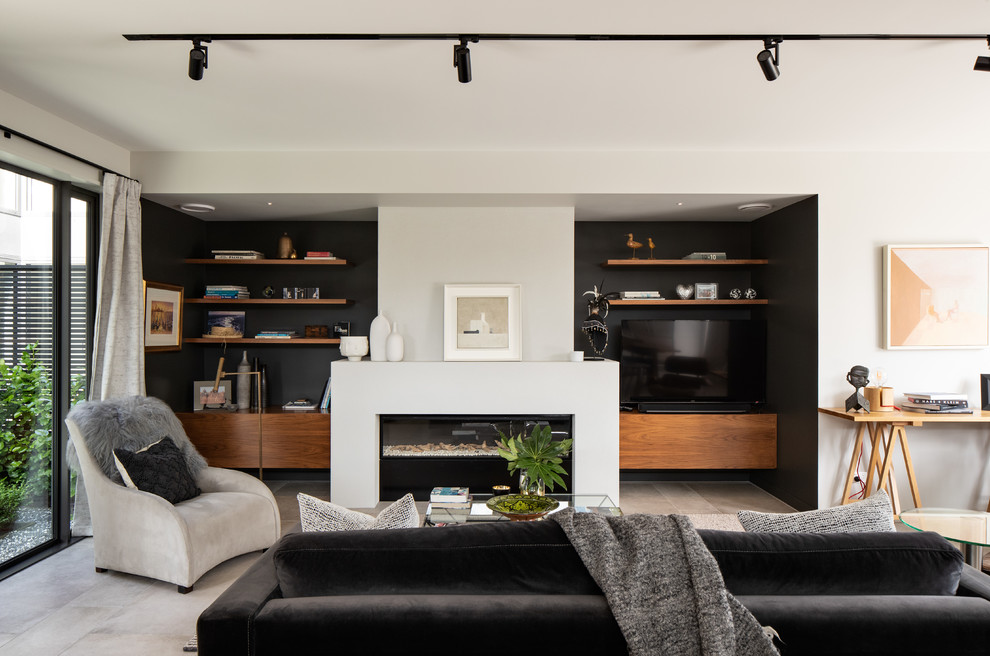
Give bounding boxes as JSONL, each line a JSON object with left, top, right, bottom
{"left": 899, "top": 507, "right": 990, "bottom": 568}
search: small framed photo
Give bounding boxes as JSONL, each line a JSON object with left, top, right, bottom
{"left": 444, "top": 284, "right": 521, "bottom": 361}
{"left": 193, "top": 380, "right": 231, "bottom": 410}
{"left": 144, "top": 280, "right": 183, "bottom": 352}
{"left": 695, "top": 282, "right": 718, "bottom": 301}
{"left": 206, "top": 310, "right": 246, "bottom": 338}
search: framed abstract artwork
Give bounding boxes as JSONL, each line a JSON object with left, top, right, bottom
{"left": 443, "top": 284, "right": 521, "bottom": 361}
{"left": 144, "top": 280, "right": 184, "bottom": 352}
{"left": 883, "top": 245, "right": 989, "bottom": 349}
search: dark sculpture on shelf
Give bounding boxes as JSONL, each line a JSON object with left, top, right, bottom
{"left": 581, "top": 281, "right": 620, "bottom": 357}
{"left": 845, "top": 365, "right": 871, "bottom": 412}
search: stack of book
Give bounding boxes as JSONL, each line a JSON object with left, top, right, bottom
{"left": 620, "top": 291, "right": 664, "bottom": 300}
{"left": 255, "top": 330, "right": 300, "bottom": 339}
{"left": 204, "top": 285, "right": 249, "bottom": 299}
{"left": 304, "top": 251, "right": 336, "bottom": 260}
{"left": 318, "top": 377, "right": 331, "bottom": 410}
{"left": 429, "top": 486, "right": 472, "bottom": 509}
{"left": 902, "top": 392, "right": 972, "bottom": 414}
{"left": 282, "top": 399, "right": 317, "bottom": 410}
{"left": 212, "top": 249, "right": 264, "bottom": 260}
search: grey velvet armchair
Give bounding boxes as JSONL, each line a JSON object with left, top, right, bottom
{"left": 65, "top": 396, "right": 280, "bottom": 592}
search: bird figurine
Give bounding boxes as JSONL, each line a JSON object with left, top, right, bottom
{"left": 625, "top": 233, "right": 643, "bottom": 259}
{"left": 647, "top": 237, "right": 656, "bottom": 259}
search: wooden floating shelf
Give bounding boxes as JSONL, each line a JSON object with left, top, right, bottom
{"left": 185, "top": 258, "right": 351, "bottom": 266}
{"left": 186, "top": 298, "right": 352, "bottom": 305}
{"left": 601, "top": 259, "right": 768, "bottom": 267}
{"left": 609, "top": 299, "right": 768, "bottom": 306}
{"left": 184, "top": 337, "right": 341, "bottom": 345}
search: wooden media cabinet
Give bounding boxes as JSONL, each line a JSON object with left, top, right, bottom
{"left": 619, "top": 411, "right": 777, "bottom": 470}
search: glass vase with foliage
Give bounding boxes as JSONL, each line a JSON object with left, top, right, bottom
{"left": 495, "top": 424, "right": 573, "bottom": 495}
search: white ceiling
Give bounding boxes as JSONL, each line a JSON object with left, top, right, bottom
{"left": 3, "top": 1, "right": 990, "bottom": 219}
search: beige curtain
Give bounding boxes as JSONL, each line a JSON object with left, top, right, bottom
{"left": 71, "top": 172, "right": 144, "bottom": 535}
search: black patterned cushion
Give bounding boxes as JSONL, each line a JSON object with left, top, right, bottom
{"left": 113, "top": 436, "right": 201, "bottom": 504}
{"left": 737, "top": 489, "right": 895, "bottom": 533}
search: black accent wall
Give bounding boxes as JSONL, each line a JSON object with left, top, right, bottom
{"left": 142, "top": 200, "right": 206, "bottom": 409}
{"left": 751, "top": 197, "right": 819, "bottom": 510}
{"left": 142, "top": 201, "right": 379, "bottom": 411}
{"left": 573, "top": 201, "right": 819, "bottom": 510}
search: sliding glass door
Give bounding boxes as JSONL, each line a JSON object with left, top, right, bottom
{"left": 0, "top": 164, "right": 93, "bottom": 573}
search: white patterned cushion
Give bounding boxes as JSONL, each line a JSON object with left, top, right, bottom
{"left": 297, "top": 492, "right": 420, "bottom": 531}
{"left": 737, "top": 490, "right": 895, "bottom": 533}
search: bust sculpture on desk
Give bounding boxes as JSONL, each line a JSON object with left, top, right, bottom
{"left": 845, "top": 365, "right": 871, "bottom": 412}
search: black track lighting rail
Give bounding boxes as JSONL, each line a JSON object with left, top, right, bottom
{"left": 123, "top": 32, "right": 989, "bottom": 43}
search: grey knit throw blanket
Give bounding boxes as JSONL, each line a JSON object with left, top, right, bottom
{"left": 552, "top": 508, "right": 778, "bottom": 656}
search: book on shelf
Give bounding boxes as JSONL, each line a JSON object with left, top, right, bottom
{"left": 212, "top": 249, "right": 264, "bottom": 256}
{"left": 902, "top": 405, "right": 973, "bottom": 414}
{"left": 255, "top": 331, "right": 300, "bottom": 339}
{"left": 282, "top": 399, "right": 317, "bottom": 410}
{"left": 204, "top": 294, "right": 250, "bottom": 299}
{"left": 620, "top": 291, "right": 664, "bottom": 299}
{"left": 430, "top": 486, "right": 470, "bottom": 503}
{"left": 682, "top": 252, "right": 727, "bottom": 260}
{"left": 303, "top": 256, "right": 337, "bottom": 260}
{"left": 213, "top": 254, "right": 263, "bottom": 260}
{"left": 305, "top": 251, "right": 333, "bottom": 257}
{"left": 903, "top": 392, "right": 968, "bottom": 401}
{"left": 319, "top": 377, "right": 332, "bottom": 409}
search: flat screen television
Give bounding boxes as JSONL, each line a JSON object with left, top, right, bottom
{"left": 619, "top": 319, "right": 767, "bottom": 412}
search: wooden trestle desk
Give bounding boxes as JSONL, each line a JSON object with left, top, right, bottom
{"left": 819, "top": 407, "right": 990, "bottom": 514}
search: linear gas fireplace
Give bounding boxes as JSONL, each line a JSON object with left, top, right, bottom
{"left": 379, "top": 415, "right": 573, "bottom": 501}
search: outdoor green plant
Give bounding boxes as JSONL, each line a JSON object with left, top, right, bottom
{"left": 495, "top": 424, "right": 573, "bottom": 493}
{"left": 0, "top": 480, "right": 24, "bottom": 529}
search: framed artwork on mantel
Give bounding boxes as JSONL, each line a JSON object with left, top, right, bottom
{"left": 883, "top": 244, "right": 989, "bottom": 349}
{"left": 443, "top": 284, "right": 521, "bottom": 361}
{"left": 144, "top": 280, "right": 184, "bottom": 352}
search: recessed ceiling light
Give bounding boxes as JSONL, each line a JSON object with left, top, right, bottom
{"left": 737, "top": 203, "right": 773, "bottom": 212}
{"left": 179, "top": 203, "right": 216, "bottom": 213}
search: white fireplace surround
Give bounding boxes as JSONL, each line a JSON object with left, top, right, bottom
{"left": 330, "top": 360, "right": 620, "bottom": 508}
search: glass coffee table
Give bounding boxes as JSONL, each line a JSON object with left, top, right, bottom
{"left": 899, "top": 507, "right": 990, "bottom": 568}
{"left": 425, "top": 493, "right": 621, "bottom": 526}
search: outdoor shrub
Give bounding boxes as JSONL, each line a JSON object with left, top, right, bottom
{"left": 0, "top": 345, "right": 52, "bottom": 502}
{"left": 0, "top": 480, "right": 24, "bottom": 528}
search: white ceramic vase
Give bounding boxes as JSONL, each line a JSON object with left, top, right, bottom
{"left": 236, "top": 351, "right": 251, "bottom": 409}
{"left": 386, "top": 321, "right": 404, "bottom": 362}
{"left": 369, "top": 312, "right": 391, "bottom": 361}
{"left": 339, "top": 336, "right": 369, "bottom": 361}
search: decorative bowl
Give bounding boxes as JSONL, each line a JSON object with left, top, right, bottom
{"left": 339, "top": 336, "right": 369, "bottom": 361}
{"left": 486, "top": 494, "right": 559, "bottom": 521}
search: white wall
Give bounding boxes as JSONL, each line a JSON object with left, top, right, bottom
{"left": 377, "top": 206, "right": 575, "bottom": 361}
{"left": 0, "top": 89, "right": 130, "bottom": 186}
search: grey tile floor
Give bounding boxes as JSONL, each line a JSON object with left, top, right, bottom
{"left": 0, "top": 480, "right": 791, "bottom": 655}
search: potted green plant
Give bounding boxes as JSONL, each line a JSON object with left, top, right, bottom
{"left": 495, "top": 424, "right": 573, "bottom": 495}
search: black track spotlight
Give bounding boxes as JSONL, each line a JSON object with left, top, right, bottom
{"left": 453, "top": 38, "right": 474, "bottom": 83}
{"left": 975, "top": 37, "right": 990, "bottom": 71}
{"left": 757, "top": 38, "right": 781, "bottom": 81}
{"left": 188, "top": 39, "right": 210, "bottom": 80}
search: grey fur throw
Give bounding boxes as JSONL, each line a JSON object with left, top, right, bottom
{"left": 552, "top": 508, "right": 778, "bottom": 656}
{"left": 66, "top": 396, "right": 207, "bottom": 484}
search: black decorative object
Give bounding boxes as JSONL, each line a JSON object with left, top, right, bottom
{"left": 729, "top": 288, "right": 742, "bottom": 299}
{"left": 251, "top": 357, "right": 261, "bottom": 408}
{"left": 845, "top": 365, "right": 871, "bottom": 412}
{"left": 259, "top": 364, "right": 269, "bottom": 409}
{"left": 744, "top": 288, "right": 758, "bottom": 299}
{"left": 581, "top": 281, "right": 619, "bottom": 357}
{"left": 262, "top": 285, "right": 275, "bottom": 298}
{"left": 982, "top": 374, "right": 990, "bottom": 411}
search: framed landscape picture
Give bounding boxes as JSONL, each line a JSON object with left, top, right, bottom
{"left": 144, "top": 280, "right": 183, "bottom": 352}
{"left": 884, "top": 244, "right": 989, "bottom": 349}
{"left": 443, "top": 284, "right": 521, "bottom": 361}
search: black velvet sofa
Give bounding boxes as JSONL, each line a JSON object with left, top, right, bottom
{"left": 197, "top": 520, "right": 990, "bottom": 656}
